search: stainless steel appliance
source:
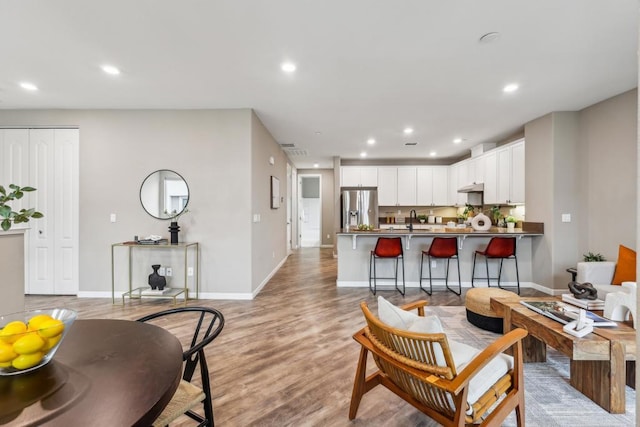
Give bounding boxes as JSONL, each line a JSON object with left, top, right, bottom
{"left": 341, "top": 187, "right": 378, "bottom": 230}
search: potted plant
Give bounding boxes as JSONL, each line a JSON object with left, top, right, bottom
{"left": 417, "top": 214, "right": 427, "bottom": 223}
{"left": 0, "top": 185, "right": 43, "bottom": 231}
{"left": 490, "top": 206, "right": 503, "bottom": 226}
{"left": 505, "top": 215, "right": 517, "bottom": 231}
{"left": 583, "top": 252, "right": 606, "bottom": 262}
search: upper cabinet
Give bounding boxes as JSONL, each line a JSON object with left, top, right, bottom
{"left": 341, "top": 166, "right": 378, "bottom": 187}
{"left": 417, "top": 166, "right": 449, "bottom": 206}
{"left": 378, "top": 167, "right": 417, "bottom": 206}
{"left": 485, "top": 140, "right": 525, "bottom": 205}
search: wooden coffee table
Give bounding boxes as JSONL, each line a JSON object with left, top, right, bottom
{"left": 490, "top": 296, "right": 636, "bottom": 413}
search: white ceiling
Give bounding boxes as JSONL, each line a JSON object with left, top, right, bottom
{"left": 1, "top": 1, "right": 637, "bottom": 168}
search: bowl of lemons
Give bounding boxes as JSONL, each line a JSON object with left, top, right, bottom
{"left": 0, "top": 308, "right": 77, "bottom": 375}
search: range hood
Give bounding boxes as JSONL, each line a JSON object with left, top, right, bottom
{"left": 458, "top": 183, "right": 484, "bottom": 193}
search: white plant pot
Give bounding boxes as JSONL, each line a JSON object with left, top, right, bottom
{"left": 507, "top": 222, "right": 515, "bottom": 231}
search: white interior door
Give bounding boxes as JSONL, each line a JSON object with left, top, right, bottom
{"left": 298, "top": 174, "right": 321, "bottom": 248}
{"left": 28, "top": 129, "right": 79, "bottom": 295}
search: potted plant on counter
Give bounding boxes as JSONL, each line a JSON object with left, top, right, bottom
{"left": 505, "top": 216, "right": 517, "bottom": 231}
{"left": 417, "top": 214, "right": 427, "bottom": 224}
{"left": 0, "top": 185, "right": 43, "bottom": 231}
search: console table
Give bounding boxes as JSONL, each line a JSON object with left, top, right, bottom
{"left": 111, "top": 242, "right": 199, "bottom": 304}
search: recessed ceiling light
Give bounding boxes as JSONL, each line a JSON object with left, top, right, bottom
{"left": 313, "top": 163, "right": 319, "bottom": 168}
{"left": 403, "top": 127, "right": 414, "bottom": 135}
{"left": 315, "top": 131, "right": 322, "bottom": 135}
{"left": 429, "top": 151, "right": 437, "bottom": 157}
{"left": 360, "top": 152, "right": 367, "bottom": 158}
{"left": 453, "top": 138, "right": 463, "bottom": 144}
{"left": 503, "top": 83, "right": 519, "bottom": 93}
{"left": 281, "top": 62, "right": 297, "bottom": 73}
{"left": 367, "top": 138, "right": 375, "bottom": 145}
{"left": 101, "top": 65, "right": 121, "bottom": 75}
{"left": 19, "top": 82, "right": 38, "bottom": 91}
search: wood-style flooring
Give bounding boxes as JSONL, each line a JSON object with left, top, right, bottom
{"left": 26, "top": 248, "right": 545, "bottom": 426}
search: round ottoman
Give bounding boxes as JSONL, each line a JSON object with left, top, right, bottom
{"left": 465, "top": 288, "right": 520, "bottom": 333}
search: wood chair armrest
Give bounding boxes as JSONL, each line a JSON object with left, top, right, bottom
{"left": 448, "top": 328, "right": 527, "bottom": 394}
{"left": 399, "top": 300, "right": 428, "bottom": 316}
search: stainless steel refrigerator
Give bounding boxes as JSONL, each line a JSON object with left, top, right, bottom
{"left": 341, "top": 187, "right": 379, "bottom": 230}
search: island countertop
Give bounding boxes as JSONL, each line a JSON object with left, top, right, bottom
{"left": 337, "top": 225, "right": 543, "bottom": 236}
{"left": 336, "top": 224, "right": 543, "bottom": 289}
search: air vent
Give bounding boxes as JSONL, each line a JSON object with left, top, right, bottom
{"left": 284, "top": 149, "right": 308, "bottom": 156}
{"left": 404, "top": 142, "right": 418, "bottom": 146}
{"left": 280, "top": 143, "right": 308, "bottom": 156}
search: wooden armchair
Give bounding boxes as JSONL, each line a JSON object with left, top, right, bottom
{"left": 349, "top": 300, "right": 527, "bottom": 426}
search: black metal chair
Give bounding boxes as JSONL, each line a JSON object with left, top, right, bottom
{"left": 137, "top": 307, "right": 225, "bottom": 427}
{"left": 419, "top": 237, "right": 461, "bottom": 295}
{"left": 369, "top": 237, "right": 405, "bottom": 295}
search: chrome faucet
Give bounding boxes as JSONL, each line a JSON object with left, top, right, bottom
{"left": 409, "top": 209, "right": 417, "bottom": 232}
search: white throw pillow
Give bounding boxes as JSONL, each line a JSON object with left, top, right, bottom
{"left": 377, "top": 296, "right": 420, "bottom": 329}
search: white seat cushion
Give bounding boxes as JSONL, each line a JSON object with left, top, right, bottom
{"left": 377, "top": 296, "right": 513, "bottom": 411}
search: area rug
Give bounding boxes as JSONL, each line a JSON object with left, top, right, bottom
{"left": 425, "top": 306, "right": 635, "bottom": 426}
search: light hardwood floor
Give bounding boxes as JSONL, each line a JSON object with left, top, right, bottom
{"left": 26, "top": 248, "right": 545, "bottom": 426}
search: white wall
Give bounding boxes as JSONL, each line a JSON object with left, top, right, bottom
{"left": 525, "top": 89, "right": 637, "bottom": 290}
{"left": 0, "top": 109, "right": 287, "bottom": 298}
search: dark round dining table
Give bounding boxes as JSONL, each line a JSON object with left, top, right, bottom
{"left": 0, "top": 319, "right": 183, "bottom": 426}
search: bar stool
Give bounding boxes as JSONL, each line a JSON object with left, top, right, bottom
{"left": 419, "top": 237, "right": 461, "bottom": 295}
{"left": 471, "top": 237, "right": 520, "bottom": 294}
{"left": 369, "top": 237, "right": 405, "bottom": 295}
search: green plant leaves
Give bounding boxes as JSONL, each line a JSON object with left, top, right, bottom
{"left": 0, "top": 184, "right": 43, "bottom": 231}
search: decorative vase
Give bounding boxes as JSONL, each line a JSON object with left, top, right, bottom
{"left": 169, "top": 221, "right": 180, "bottom": 244}
{"left": 507, "top": 222, "right": 515, "bottom": 231}
{"left": 148, "top": 264, "right": 167, "bottom": 290}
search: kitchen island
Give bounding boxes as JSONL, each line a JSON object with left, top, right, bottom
{"left": 337, "top": 226, "right": 543, "bottom": 290}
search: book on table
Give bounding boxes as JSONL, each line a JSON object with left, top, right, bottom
{"left": 561, "top": 294, "right": 605, "bottom": 310}
{"left": 520, "top": 300, "right": 617, "bottom": 327}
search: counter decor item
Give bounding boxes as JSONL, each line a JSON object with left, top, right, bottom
{"left": 0, "top": 308, "right": 77, "bottom": 375}
{"left": 470, "top": 213, "right": 491, "bottom": 231}
{"left": 148, "top": 264, "right": 167, "bottom": 290}
{"left": 0, "top": 184, "right": 43, "bottom": 231}
{"left": 168, "top": 222, "right": 180, "bottom": 244}
{"left": 506, "top": 216, "right": 517, "bottom": 231}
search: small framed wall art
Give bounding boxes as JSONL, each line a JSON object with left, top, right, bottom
{"left": 270, "top": 176, "right": 280, "bottom": 209}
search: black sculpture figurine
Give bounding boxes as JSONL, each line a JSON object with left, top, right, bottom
{"left": 568, "top": 281, "right": 598, "bottom": 300}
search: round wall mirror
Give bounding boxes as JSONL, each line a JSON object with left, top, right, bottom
{"left": 140, "top": 170, "right": 190, "bottom": 220}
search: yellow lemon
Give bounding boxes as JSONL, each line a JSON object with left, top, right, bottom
{"left": 0, "top": 342, "right": 18, "bottom": 363}
{"left": 37, "top": 319, "right": 64, "bottom": 339}
{"left": 11, "top": 352, "right": 43, "bottom": 370}
{"left": 13, "top": 333, "right": 46, "bottom": 355}
{"left": 28, "top": 314, "right": 53, "bottom": 331}
{"left": 43, "top": 334, "right": 62, "bottom": 351}
{"left": 0, "top": 321, "right": 28, "bottom": 344}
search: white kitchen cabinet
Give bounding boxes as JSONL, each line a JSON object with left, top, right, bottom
{"left": 340, "top": 166, "right": 378, "bottom": 187}
{"left": 495, "top": 140, "right": 525, "bottom": 204}
{"left": 468, "top": 156, "right": 485, "bottom": 185}
{"left": 396, "top": 167, "right": 416, "bottom": 205}
{"left": 482, "top": 151, "right": 498, "bottom": 204}
{"left": 377, "top": 167, "right": 416, "bottom": 206}
{"left": 510, "top": 141, "right": 525, "bottom": 203}
{"left": 377, "top": 167, "right": 397, "bottom": 206}
{"left": 417, "top": 166, "right": 449, "bottom": 206}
